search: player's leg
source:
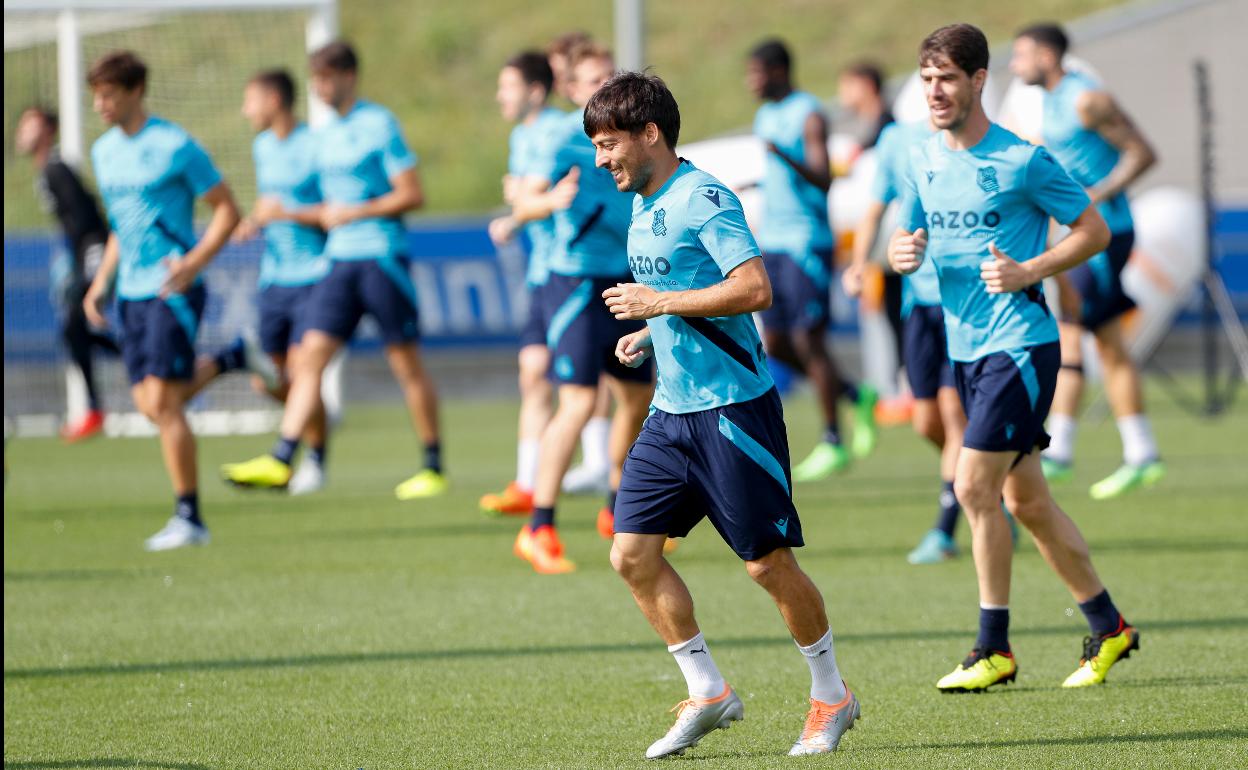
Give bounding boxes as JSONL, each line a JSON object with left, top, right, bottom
{"left": 60, "top": 294, "right": 106, "bottom": 441}
{"left": 563, "top": 379, "right": 612, "bottom": 495}
{"left": 385, "top": 339, "right": 446, "bottom": 497}
{"left": 283, "top": 340, "right": 330, "bottom": 496}
{"left": 595, "top": 374, "right": 653, "bottom": 540}
{"left": 1042, "top": 318, "right": 1084, "bottom": 482}
{"left": 1088, "top": 317, "right": 1164, "bottom": 499}
{"left": 1004, "top": 451, "right": 1139, "bottom": 686}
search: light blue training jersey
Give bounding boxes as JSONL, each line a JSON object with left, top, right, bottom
{"left": 314, "top": 100, "right": 417, "bottom": 260}
{"left": 253, "top": 124, "right": 327, "bottom": 287}
{"left": 753, "top": 90, "right": 835, "bottom": 268}
{"left": 509, "top": 106, "right": 565, "bottom": 286}
{"left": 872, "top": 120, "right": 940, "bottom": 315}
{"left": 91, "top": 115, "right": 223, "bottom": 300}
{"left": 530, "top": 108, "right": 632, "bottom": 278}
{"left": 898, "top": 123, "right": 1091, "bottom": 362}
{"left": 1042, "top": 71, "right": 1132, "bottom": 234}
{"left": 628, "top": 160, "right": 774, "bottom": 414}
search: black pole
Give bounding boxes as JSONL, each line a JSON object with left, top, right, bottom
{"left": 1194, "top": 60, "right": 1219, "bottom": 415}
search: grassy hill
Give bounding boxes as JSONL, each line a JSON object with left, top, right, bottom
{"left": 4, "top": 0, "right": 1123, "bottom": 229}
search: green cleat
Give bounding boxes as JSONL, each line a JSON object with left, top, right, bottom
{"left": 221, "top": 454, "right": 292, "bottom": 489}
{"left": 1041, "top": 456, "right": 1073, "bottom": 484}
{"left": 937, "top": 648, "right": 1017, "bottom": 693}
{"left": 1089, "top": 461, "right": 1165, "bottom": 501}
{"left": 1062, "top": 623, "right": 1140, "bottom": 687}
{"left": 792, "top": 442, "right": 851, "bottom": 482}
{"left": 395, "top": 468, "right": 449, "bottom": 500}
{"left": 851, "top": 385, "right": 879, "bottom": 459}
{"left": 907, "top": 529, "right": 958, "bottom": 565}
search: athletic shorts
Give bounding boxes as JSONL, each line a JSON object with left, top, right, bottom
{"left": 118, "top": 283, "right": 206, "bottom": 385}
{"left": 303, "top": 256, "right": 420, "bottom": 344}
{"left": 903, "top": 303, "right": 955, "bottom": 399}
{"left": 519, "top": 281, "right": 555, "bottom": 349}
{"left": 1065, "top": 230, "right": 1136, "bottom": 331}
{"left": 758, "top": 249, "right": 832, "bottom": 332}
{"left": 954, "top": 341, "right": 1060, "bottom": 456}
{"left": 258, "top": 283, "right": 316, "bottom": 355}
{"left": 545, "top": 273, "right": 652, "bottom": 386}
{"left": 614, "top": 387, "right": 803, "bottom": 561}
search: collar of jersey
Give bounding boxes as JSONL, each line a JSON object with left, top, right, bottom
{"left": 642, "top": 158, "right": 694, "bottom": 203}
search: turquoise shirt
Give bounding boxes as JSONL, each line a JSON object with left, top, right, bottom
{"left": 91, "top": 116, "right": 223, "bottom": 300}
{"left": 628, "top": 161, "right": 773, "bottom": 414}
{"left": 253, "top": 124, "right": 327, "bottom": 287}
{"left": 509, "top": 107, "right": 565, "bottom": 286}
{"left": 530, "top": 109, "right": 632, "bottom": 278}
{"left": 898, "top": 124, "right": 1091, "bottom": 361}
{"left": 1042, "top": 71, "right": 1133, "bottom": 234}
{"left": 753, "top": 91, "right": 835, "bottom": 266}
{"left": 314, "top": 100, "right": 417, "bottom": 260}
{"left": 873, "top": 120, "right": 941, "bottom": 315}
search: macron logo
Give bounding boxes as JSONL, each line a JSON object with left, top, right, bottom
{"left": 774, "top": 518, "right": 789, "bottom": 536}
{"left": 702, "top": 189, "right": 722, "bottom": 208}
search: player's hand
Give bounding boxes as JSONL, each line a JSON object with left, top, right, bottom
{"left": 488, "top": 215, "right": 518, "bottom": 246}
{"left": 548, "top": 167, "right": 580, "bottom": 211}
{"left": 615, "top": 329, "right": 654, "bottom": 368}
{"left": 320, "top": 203, "right": 361, "bottom": 231}
{"left": 501, "top": 174, "right": 519, "bottom": 205}
{"left": 232, "top": 217, "right": 261, "bottom": 243}
{"left": 841, "top": 262, "right": 864, "bottom": 297}
{"left": 252, "top": 196, "right": 286, "bottom": 226}
{"left": 603, "top": 282, "right": 663, "bottom": 321}
{"left": 980, "top": 243, "right": 1034, "bottom": 294}
{"left": 160, "top": 256, "right": 199, "bottom": 298}
{"left": 83, "top": 282, "right": 109, "bottom": 329}
{"left": 889, "top": 227, "right": 926, "bottom": 274}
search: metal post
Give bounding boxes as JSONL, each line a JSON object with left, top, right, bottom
{"left": 305, "top": 0, "right": 338, "bottom": 127}
{"left": 56, "top": 9, "right": 84, "bottom": 166}
{"left": 1194, "top": 60, "right": 1219, "bottom": 414}
{"left": 614, "top": 0, "right": 644, "bottom": 72}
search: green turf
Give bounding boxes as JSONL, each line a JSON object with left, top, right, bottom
{"left": 5, "top": 390, "right": 1247, "bottom": 769}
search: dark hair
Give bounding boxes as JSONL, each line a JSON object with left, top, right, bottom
{"left": 86, "top": 50, "right": 147, "bottom": 90}
{"left": 546, "top": 30, "right": 592, "bottom": 58}
{"left": 919, "top": 23, "right": 989, "bottom": 76}
{"left": 309, "top": 40, "right": 358, "bottom": 73}
{"left": 583, "top": 71, "right": 680, "bottom": 149}
{"left": 504, "top": 51, "right": 554, "bottom": 94}
{"left": 843, "top": 60, "right": 884, "bottom": 94}
{"left": 24, "top": 105, "right": 59, "bottom": 132}
{"left": 568, "top": 40, "right": 613, "bottom": 70}
{"left": 250, "top": 68, "right": 296, "bottom": 110}
{"left": 750, "top": 38, "right": 791, "bottom": 72}
{"left": 1016, "top": 22, "right": 1069, "bottom": 57}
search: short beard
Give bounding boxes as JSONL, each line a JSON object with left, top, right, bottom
{"left": 623, "top": 159, "right": 653, "bottom": 194}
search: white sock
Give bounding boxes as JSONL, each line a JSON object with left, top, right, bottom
{"left": 1117, "top": 413, "right": 1159, "bottom": 466}
{"left": 796, "top": 628, "right": 847, "bottom": 705}
{"left": 1045, "top": 413, "right": 1078, "bottom": 464}
{"left": 668, "top": 632, "right": 725, "bottom": 699}
{"left": 579, "top": 417, "right": 610, "bottom": 470}
{"left": 516, "top": 438, "right": 540, "bottom": 492}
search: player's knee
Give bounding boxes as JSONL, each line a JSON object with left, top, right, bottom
{"left": 1003, "top": 493, "right": 1050, "bottom": 529}
{"left": 954, "top": 477, "right": 996, "bottom": 517}
{"left": 744, "top": 550, "right": 794, "bottom": 587}
{"left": 610, "top": 542, "right": 659, "bottom": 584}
{"left": 913, "top": 408, "right": 944, "bottom": 446}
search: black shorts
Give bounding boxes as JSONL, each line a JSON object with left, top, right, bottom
{"left": 303, "top": 257, "right": 420, "bottom": 344}
{"left": 519, "top": 281, "right": 555, "bottom": 349}
{"left": 903, "top": 304, "right": 955, "bottom": 399}
{"left": 758, "top": 250, "right": 832, "bottom": 332}
{"left": 118, "top": 284, "right": 207, "bottom": 385}
{"left": 954, "top": 341, "right": 1060, "bottom": 455}
{"left": 545, "top": 273, "right": 652, "bottom": 386}
{"left": 1065, "top": 230, "right": 1136, "bottom": 331}
{"left": 258, "top": 283, "right": 316, "bottom": 354}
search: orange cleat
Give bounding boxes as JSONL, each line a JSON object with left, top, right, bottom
{"left": 664, "top": 537, "right": 680, "bottom": 554}
{"left": 480, "top": 481, "right": 534, "bottom": 516}
{"left": 62, "top": 409, "right": 105, "bottom": 443}
{"left": 525, "top": 524, "right": 576, "bottom": 574}
{"left": 874, "top": 395, "right": 914, "bottom": 427}
{"left": 513, "top": 524, "right": 534, "bottom": 561}
{"left": 596, "top": 507, "right": 615, "bottom": 540}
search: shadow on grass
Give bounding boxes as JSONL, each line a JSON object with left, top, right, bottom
{"left": 854, "top": 727, "right": 1248, "bottom": 752}
{"left": 6, "top": 616, "right": 1246, "bottom": 681}
{"left": 4, "top": 568, "right": 160, "bottom": 583}
{"left": 3, "top": 760, "right": 210, "bottom": 770}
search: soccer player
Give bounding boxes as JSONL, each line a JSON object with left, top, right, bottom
{"left": 746, "top": 39, "right": 877, "bottom": 480}
{"left": 507, "top": 44, "right": 654, "bottom": 573}
{"left": 1010, "top": 23, "right": 1163, "bottom": 500}
{"left": 837, "top": 60, "right": 895, "bottom": 149}
{"left": 889, "top": 24, "right": 1139, "bottom": 691}
{"left": 231, "top": 69, "right": 330, "bottom": 495}
{"left": 223, "top": 41, "right": 444, "bottom": 499}
{"left": 479, "top": 51, "right": 566, "bottom": 516}
{"left": 846, "top": 116, "right": 968, "bottom": 564}
{"left": 15, "top": 105, "right": 118, "bottom": 442}
{"left": 81, "top": 50, "right": 256, "bottom": 551}
{"left": 589, "top": 72, "right": 860, "bottom": 758}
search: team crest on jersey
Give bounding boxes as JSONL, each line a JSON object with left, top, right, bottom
{"left": 977, "top": 166, "right": 1000, "bottom": 193}
{"left": 652, "top": 208, "right": 668, "bottom": 237}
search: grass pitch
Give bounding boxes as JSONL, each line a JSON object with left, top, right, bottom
{"left": 4, "top": 389, "right": 1247, "bottom": 768}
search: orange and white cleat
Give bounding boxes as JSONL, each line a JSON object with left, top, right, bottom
{"left": 645, "top": 685, "right": 744, "bottom": 759}
{"left": 596, "top": 507, "right": 614, "bottom": 539}
{"left": 517, "top": 524, "right": 576, "bottom": 574}
{"left": 480, "top": 481, "right": 534, "bottom": 516}
{"left": 788, "top": 685, "right": 860, "bottom": 755}
{"left": 62, "top": 409, "right": 105, "bottom": 443}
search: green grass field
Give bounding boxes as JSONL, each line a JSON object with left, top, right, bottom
{"left": 5, "top": 391, "right": 1247, "bottom": 769}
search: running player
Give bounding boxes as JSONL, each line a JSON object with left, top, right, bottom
{"left": 232, "top": 69, "right": 330, "bottom": 495}
{"left": 890, "top": 24, "right": 1139, "bottom": 691}
{"left": 507, "top": 44, "right": 654, "bottom": 573}
{"left": 15, "top": 105, "right": 118, "bottom": 442}
{"left": 846, "top": 116, "right": 968, "bottom": 564}
{"left": 81, "top": 50, "right": 263, "bottom": 551}
{"left": 222, "top": 40, "right": 445, "bottom": 499}
{"left": 747, "top": 39, "right": 877, "bottom": 480}
{"left": 589, "top": 71, "right": 860, "bottom": 759}
{"left": 479, "top": 51, "right": 565, "bottom": 516}
{"left": 1010, "top": 23, "right": 1163, "bottom": 500}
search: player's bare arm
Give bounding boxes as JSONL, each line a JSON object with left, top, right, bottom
{"left": 1077, "top": 90, "right": 1156, "bottom": 204}
{"left": 510, "top": 167, "right": 580, "bottom": 223}
{"left": 321, "top": 166, "right": 424, "bottom": 230}
{"left": 603, "top": 256, "right": 771, "bottom": 320}
{"left": 980, "top": 205, "right": 1110, "bottom": 294}
{"left": 845, "top": 200, "right": 888, "bottom": 296}
{"left": 162, "top": 181, "right": 240, "bottom": 297}
{"left": 83, "top": 232, "right": 120, "bottom": 328}
{"left": 767, "top": 112, "right": 832, "bottom": 192}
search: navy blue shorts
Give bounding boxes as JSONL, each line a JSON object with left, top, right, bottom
{"left": 758, "top": 250, "right": 832, "bottom": 332}
{"left": 904, "top": 304, "right": 955, "bottom": 399}
{"left": 303, "top": 257, "right": 420, "bottom": 344}
{"left": 258, "top": 283, "right": 316, "bottom": 355}
{"left": 519, "top": 281, "right": 554, "bottom": 349}
{"left": 615, "top": 388, "right": 803, "bottom": 561}
{"left": 118, "top": 284, "right": 206, "bottom": 385}
{"left": 545, "top": 273, "right": 652, "bottom": 386}
{"left": 1065, "top": 230, "right": 1136, "bottom": 331}
{"left": 954, "top": 341, "right": 1060, "bottom": 456}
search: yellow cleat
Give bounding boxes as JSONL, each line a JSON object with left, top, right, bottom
{"left": 1062, "top": 623, "right": 1139, "bottom": 688}
{"left": 221, "top": 454, "right": 292, "bottom": 489}
{"left": 937, "top": 648, "right": 1017, "bottom": 692}
{"left": 394, "top": 469, "right": 449, "bottom": 500}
